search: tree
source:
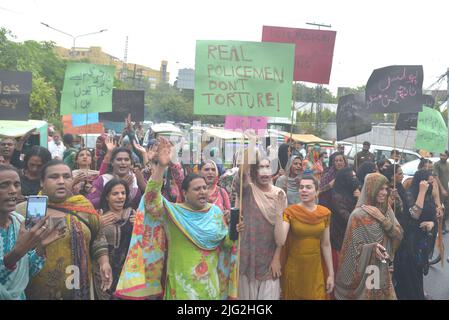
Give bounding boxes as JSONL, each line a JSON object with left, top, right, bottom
{"left": 0, "top": 28, "right": 66, "bottom": 124}
{"left": 145, "top": 84, "right": 225, "bottom": 125}
{"left": 293, "top": 82, "right": 337, "bottom": 103}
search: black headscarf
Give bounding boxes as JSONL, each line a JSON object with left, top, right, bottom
{"left": 408, "top": 169, "right": 436, "bottom": 222}
{"left": 277, "top": 143, "right": 290, "bottom": 171}
{"left": 334, "top": 167, "right": 359, "bottom": 198}
{"left": 356, "top": 161, "right": 377, "bottom": 187}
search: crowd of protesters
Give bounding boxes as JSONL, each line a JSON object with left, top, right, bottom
{"left": 0, "top": 117, "right": 446, "bottom": 300}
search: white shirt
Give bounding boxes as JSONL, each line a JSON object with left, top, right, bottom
{"left": 48, "top": 140, "right": 66, "bottom": 160}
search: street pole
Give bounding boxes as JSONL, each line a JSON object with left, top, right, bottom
{"left": 40, "top": 22, "right": 107, "bottom": 56}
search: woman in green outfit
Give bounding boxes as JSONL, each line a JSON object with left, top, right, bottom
{"left": 115, "top": 137, "right": 243, "bottom": 300}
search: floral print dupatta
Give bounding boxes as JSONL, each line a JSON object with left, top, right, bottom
{"left": 115, "top": 181, "right": 238, "bottom": 300}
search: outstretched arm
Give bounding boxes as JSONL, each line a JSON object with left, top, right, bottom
{"left": 144, "top": 137, "right": 173, "bottom": 219}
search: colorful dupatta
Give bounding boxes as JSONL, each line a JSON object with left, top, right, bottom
{"left": 0, "top": 213, "right": 32, "bottom": 300}
{"left": 115, "top": 181, "right": 238, "bottom": 300}
{"left": 47, "top": 194, "right": 98, "bottom": 215}
{"left": 48, "top": 195, "right": 101, "bottom": 300}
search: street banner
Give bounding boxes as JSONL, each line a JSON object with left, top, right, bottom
{"left": 0, "top": 71, "right": 32, "bottom": 120}
{"left": 415, "top": 106, "right": 448, "bottom": 153}
{"left": 395, "top": 113, "right": 418, "bottom": 130}
{"left": 365, "top": 65, "right": 424, "bottom": 114}
{"left": 395, "top": 95, "right": 434, "bottom": 130}
{"left": 72, "top": 113, "right": 99, "bottom": 127}
{"left": 60, "top": 63, "right": 114, "bottom": 115}
{"left": 224, "top": 116, "right": 267, "bottom": 131}
{"left": 99, "top": 89, "right": 145, "bottom": 122}
{"left": 194, "top": 40, "right": 294, "bottom": 117}
{"left": 336, "top": 93, "right": 372, "bottom": 140}
{"left": 262, "top": 26, "right": 336, "bottom": 84}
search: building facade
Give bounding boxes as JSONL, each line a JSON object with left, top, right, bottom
{"left": 54, "top": 46, "right": 169, "bottom": 89}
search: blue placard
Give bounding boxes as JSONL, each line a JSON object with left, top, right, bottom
{"left": 72, "top": 113, "right": 99, "bottom": 127}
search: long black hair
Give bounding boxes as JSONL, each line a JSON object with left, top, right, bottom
{"left": 376, "top": 158, "right": 391, "bottom": 172}
{"left": 382, "top": 164, "right": 406, "bottom": 204}
{"left": 107, "top": 147, "right": 133, "bottom": 174}
{"left": 418, "top": 158, "right": 432, "bottom": 170}
{"left": 334, "top": 167, "right": 359, "bottom": 197}
{"left": 356, "top": 161, "right": 377, "bottom": 187}
{"left": 329, "top": 151, "right": 347, "bottom": 168}
{"left": 99, "top": 178, "right": 130, "bottom": 211}
{"left": 23, "top": 146, "right": 52, "bottom": 173}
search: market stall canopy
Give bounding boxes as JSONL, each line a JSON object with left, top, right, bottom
{"left": 0, "top": 120, "right": 48, "bottom": 148}
{"left": 290, "top": 134, "right": 333, "bottom": 146}
{"left": 203, "top": 127, "right": 247, "bottom": 141}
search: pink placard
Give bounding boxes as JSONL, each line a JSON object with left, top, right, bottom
{"left": 262, "top": 25, "right": 336, "bottom": 84}
{"left": 224, "top": 116, "right": 268, "bottom": 130}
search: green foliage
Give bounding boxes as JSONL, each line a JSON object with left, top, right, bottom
{"left": 145, "top": 85, "right": 224, "bottom": 125}
{"left": 0, "top": 28, "right": 66, "bottom": 126}
{"left": 296, "top": 108, "right": 336, "bottom": 136}
{"left": 293, "top": 82, "right": 337, "bottom": 103}
{"left": 29, "top": 75, "right": 58, "bottom": 123}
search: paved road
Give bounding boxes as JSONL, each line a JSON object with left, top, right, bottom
{"left": 424, "top": 231, "right": 449, "bottom": 300}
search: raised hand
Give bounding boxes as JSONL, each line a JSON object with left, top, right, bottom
{"left": 156, "top": 137, "right": 173, "bottom": 167}
{"left": 133, "top": 140, "right": 146, "bottom": 156}
{"left": 419, "top": 180, "right": 430, "bottom": 194}
{"left": 125, "top": 113, "right": 132, "bottom": 131}
{"left": 147, "top": 144, "right": 157, "bottom": 162}
{"left": 126, "top": 173, "right": 135, "bottom": 186}
{"left": 105, "top": 136, "right": 117, "bottom": 153}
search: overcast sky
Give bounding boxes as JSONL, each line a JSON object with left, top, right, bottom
{"left": 1, "top": 0, "right": 448, "bottom": 95}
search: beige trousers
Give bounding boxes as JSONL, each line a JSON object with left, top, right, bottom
{"left": 238, "top": 275, "right": 280, "bottom": 300}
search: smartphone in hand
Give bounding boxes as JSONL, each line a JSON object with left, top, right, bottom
{"left": 25, "top": 196, "right": 48, "bottom": 229}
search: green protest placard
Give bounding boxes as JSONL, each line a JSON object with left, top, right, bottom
{"left": 415, "top": 106, "right": 448, "bottom": 153}
{"left": 60, "top": 63, "right": 115, "bottom": 115}
{"left": 194, "top": 40, "right": 294, "bottom": 117}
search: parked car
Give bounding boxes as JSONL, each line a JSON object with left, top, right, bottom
{"left": 346, "top": 143, "right": 421, "bottom": 166}
{"left": 401, "top": 157, "right": 439, "bottom": 183}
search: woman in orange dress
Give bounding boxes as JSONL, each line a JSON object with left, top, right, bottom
{"left": 274, "top": 175, "right": 334, "bottom": 300}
